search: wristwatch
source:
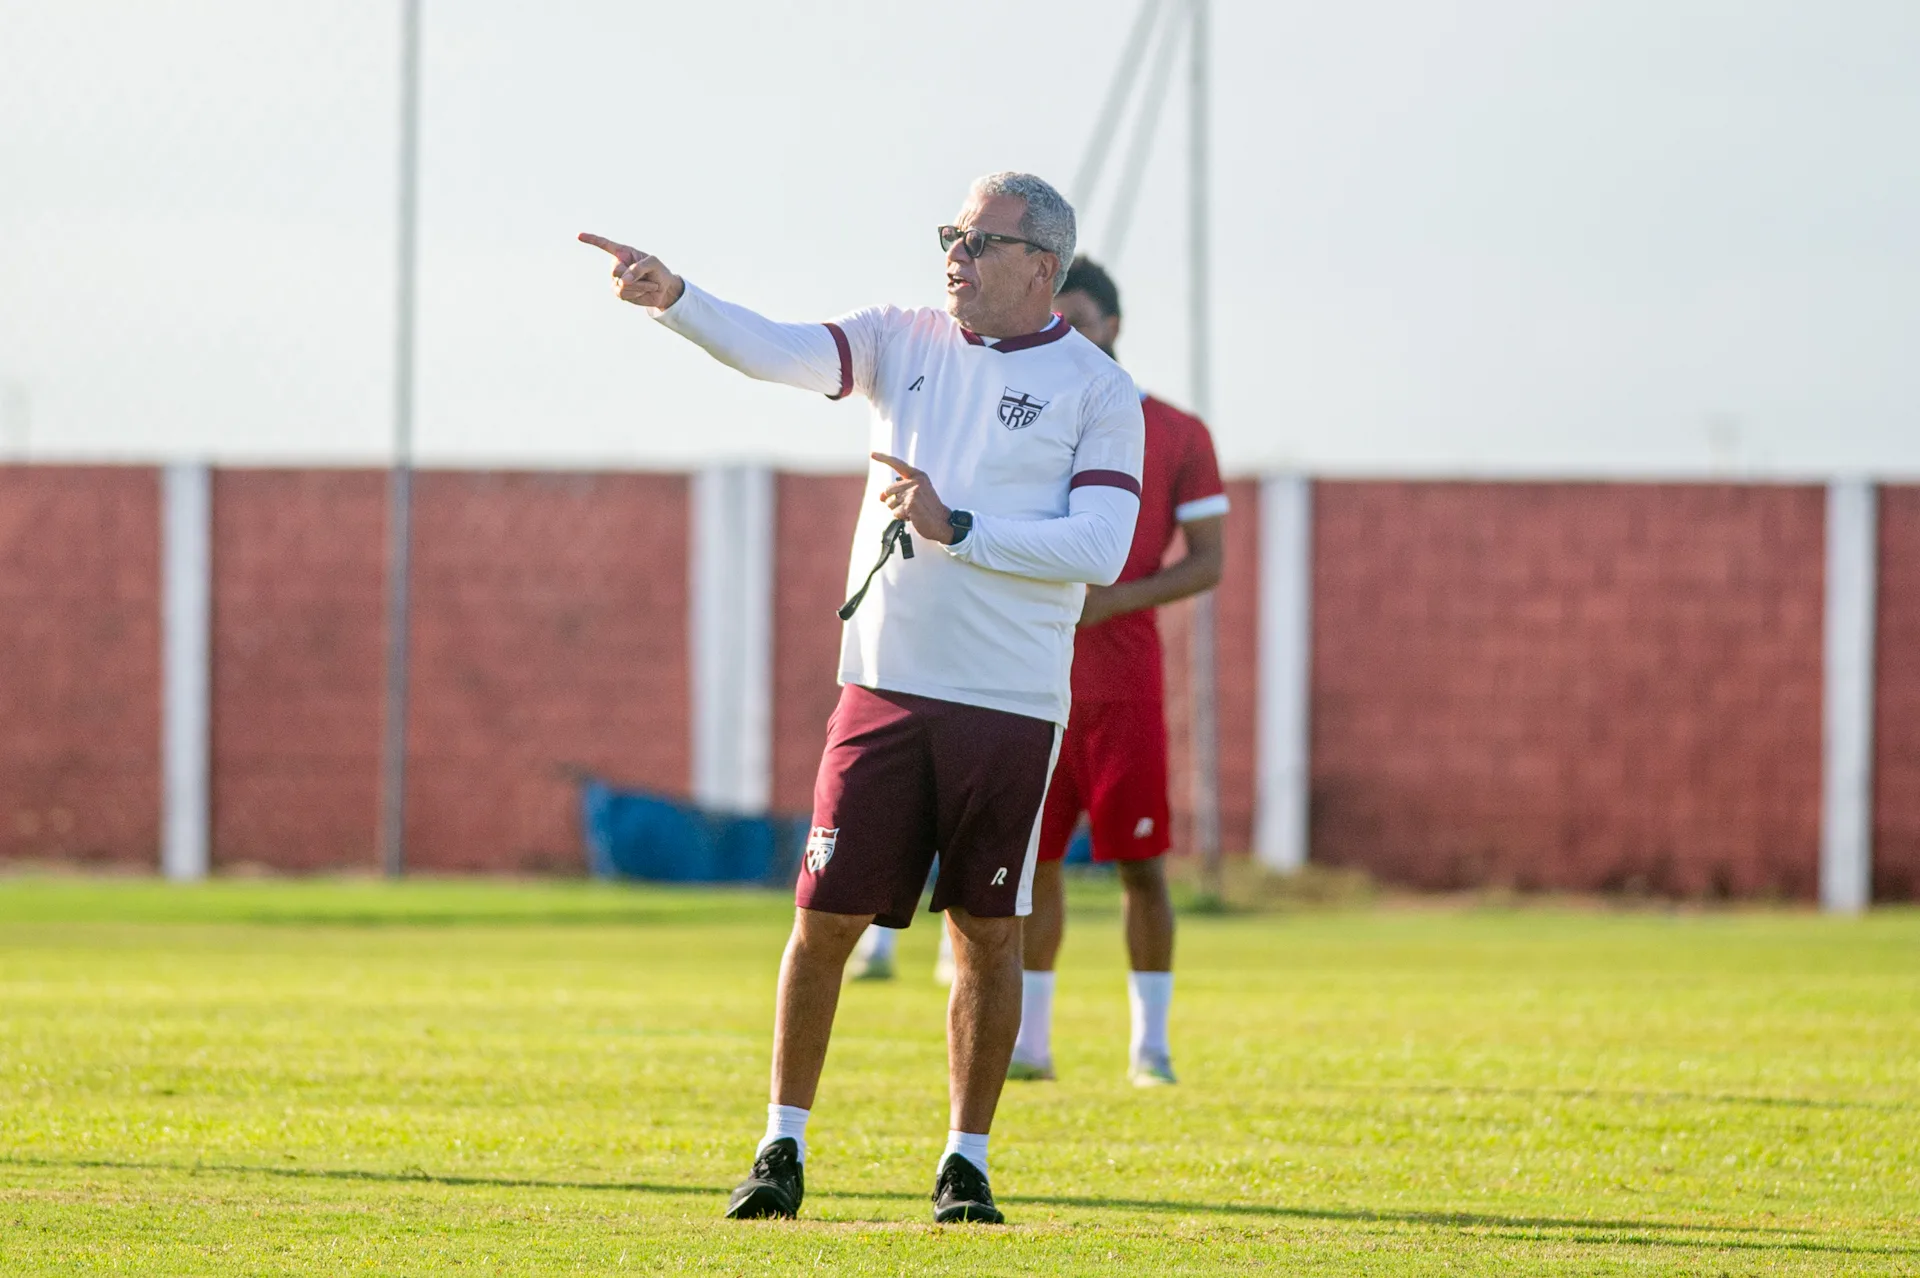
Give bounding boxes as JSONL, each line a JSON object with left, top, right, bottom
{"left": 947, "top": 509, "right": 974, "bottom": 545}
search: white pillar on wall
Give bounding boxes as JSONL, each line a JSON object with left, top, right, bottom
{"left": 161, "top": 462, "right": 211, "bottom": 881}
{"left": 1821, "top": 477, "right": 1877, "bottom": 913}
{"left": 1254, "top": 473, "right": 1312, "bottom": 872}
{"left": 690, "top": 464, "right": 774, "bottom": 813}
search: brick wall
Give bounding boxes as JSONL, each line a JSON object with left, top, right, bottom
{"left": 403, "top": 472, "right": 689, "bottom": 872}
{"left": 211, "top": 470, "right": 386, "bottom": 870}
{"left": 770, "top": 474, "right": 865, "bottom": 813}
{"left": 210, "top": 469, "right": 691, "bottom": 873}
{"left": 1874, "top": 485, "right": 1920, "bottom": 901}
{"left": 1310, "top": 482, "right": 1826, "bottom": 898}
{"left": 5, "top": 464, "right": 1912, "bottom": 898}
{"left": 0, "top": 467, "right": 161, "bottom": 866}
{"left": 1161, "top": 478, "right": 1261, "bottom": 856}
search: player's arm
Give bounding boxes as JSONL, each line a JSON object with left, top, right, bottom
{"left": 1078, "top": 513, "right": 1223, "bottom": 628}
{"left": 869, "top": 379, "right": 1144, "bottom": 586}
{"left": 579, "top": 232, "right": 850, "bottom": 398}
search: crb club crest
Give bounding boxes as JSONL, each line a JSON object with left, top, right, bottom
{"left": 997, "top": 387, "right": 1049, "bottom": 430}
{"left": 804, "top": 826, "right": 838, "bottom": 874}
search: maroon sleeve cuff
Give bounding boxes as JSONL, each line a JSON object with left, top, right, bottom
{"left": 823, "top": 323, "right": 853, "bottom": 400}
{"left": 1069, "top": 469, "right": 1143, "bottom": 497}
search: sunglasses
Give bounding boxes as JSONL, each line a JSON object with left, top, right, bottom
{"left": 938, "top": 224, "right": 1047, "bottom": 260}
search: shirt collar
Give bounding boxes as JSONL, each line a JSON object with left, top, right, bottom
{"left": 962, "top": 314, "right": 1069, "bottom": 353}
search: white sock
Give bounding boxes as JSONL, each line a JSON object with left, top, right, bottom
{"left": 1128, "top": 970, "right": 1174, "bottom": 1065}
{"left": 758, "top": 1103, "right": 809, "bottom": 1164}
{"left": 942, "top": 1130, "right": 989, "bottom": 1177}
{"left": 1012, "top": 970, "right": 1055, "bottom": 1065}
{"left": 859, "top": 925, "right": 897, "bottom": 962}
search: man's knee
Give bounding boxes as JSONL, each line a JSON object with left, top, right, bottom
{"left": 1028, "top": 859, "right": 1064, "bottom": 905}
{"left": 792, "top": 907, "right": 874, "bottom": 962}
{"left": 946, "top": 908, "right": 1022, "bottom": 960}
{"left": 1117, "top": 855, "right": 1168, "bottom": 894}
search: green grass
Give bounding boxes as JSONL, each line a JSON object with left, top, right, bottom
{"left": 1, "top": 878, "right": 1915, "bottom": 1275}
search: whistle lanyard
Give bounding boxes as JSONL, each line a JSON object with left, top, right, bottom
{"left": 838, "top": 520, "right": 913, "bottom": 621}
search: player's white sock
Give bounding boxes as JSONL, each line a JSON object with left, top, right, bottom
{"left": 858, "top": 925, "right": 897, "bottom": 962}
{"left": 1012, "top": 970, "right": 1055, "bottom": 1065}
{"left": 758, "top": 1103, "right": 809, "bottom": 1164}
{"left": 1128, "top": 970, "right": 1174, "bottom": 1065}
{"left": 942, "top": 1129, "right": 989, "bottom": 1177}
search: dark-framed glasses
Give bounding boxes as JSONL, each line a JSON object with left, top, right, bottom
{"left": 938, "top": 224, "right": 1046, "bottom": 260}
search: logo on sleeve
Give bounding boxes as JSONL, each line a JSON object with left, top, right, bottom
{"left": 804, "top": 827, "right": 839, "bottom": 874}
{"left": 997, "top": 388, "right": 1049, "bottom": 430}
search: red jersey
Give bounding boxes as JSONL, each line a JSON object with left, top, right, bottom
{"left": 1070, "top": 394, "right": 1228, "bottom": 703}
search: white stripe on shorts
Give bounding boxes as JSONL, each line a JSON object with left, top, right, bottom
{"left": 1015, "top": 725, "right": 1065, "bottom": 916}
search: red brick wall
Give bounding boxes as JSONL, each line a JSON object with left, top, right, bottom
{"left": 211, "top": 470, "right": 386, "bottom": 871}
{"left": 1874, "top": 485, "right": 1920, "bottom": 901}
{"left": 1310, "top": 482, "right": 1826, "bottom": 898}
{"left": 403, "top": 471, "right": 689, "bottom": 872}
{"left": 8, "top": 463, "right": 1907, "bottom": 899}
{"left": 1162, "top": 478, "right": 1261, "bottom": 856}
{"left": 212, "top": 469, "right": 690, "bottom": 873}
{"left": 0, "top": 467, "right": 160, "bottom": 867}
{"left": 770, "top": 475, "right": 865, "bottom": 813}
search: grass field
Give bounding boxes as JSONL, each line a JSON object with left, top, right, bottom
{"left": 1, "top": 878, "right": 1915, "bottom": 1275}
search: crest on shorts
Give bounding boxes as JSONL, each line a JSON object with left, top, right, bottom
{"left": 997, "top": 387, "right": 1049, "bottom": 430}
{"left": 804, "top": 826, "right": 839, "bottom": 874}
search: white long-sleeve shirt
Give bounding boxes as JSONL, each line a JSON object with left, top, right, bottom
{"left": 655, "top": 281, "right": 1144, "bottom": 725}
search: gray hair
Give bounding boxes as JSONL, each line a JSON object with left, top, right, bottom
{"left": 969, "top": 171, "right": 1077, "bottom": 294}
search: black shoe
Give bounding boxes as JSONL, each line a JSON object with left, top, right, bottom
{"left": 726, "top": 1137, "right": 804, "bottom": 1219}
{"left": 931, "top": 1153, "right": 1004, "bottom": 1224}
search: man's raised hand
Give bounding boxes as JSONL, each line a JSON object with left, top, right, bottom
{"left": 578, "top": 233, "right": 685, "bottom": 310}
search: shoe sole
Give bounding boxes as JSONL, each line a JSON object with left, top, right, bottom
{"left": 934, "top": 1204, "right": 1005, "bottom": 1225}
{"left": 725, "top": 1185, "right": 797, "bottom": 1220}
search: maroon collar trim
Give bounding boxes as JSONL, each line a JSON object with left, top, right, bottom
{"left": 960, "top": 314, "right": 1069, "bottom": 352}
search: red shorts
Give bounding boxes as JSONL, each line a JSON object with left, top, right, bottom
{"left": 1037, "top": 698, "right": 1172, "bottom": 863}
{"left": 800, "top": 685, "right": 1061, "bottom": 929}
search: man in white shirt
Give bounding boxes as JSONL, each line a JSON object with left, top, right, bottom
{"left": 581, "top": 172, "right": 1143, "bottom": 1225}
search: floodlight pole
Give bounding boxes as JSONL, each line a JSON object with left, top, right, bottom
{"left": 1186, "top": 0, "right": 1224, "bottom": 900}
{"left": 379, "top": 0, "right": 422, "bottom": 880}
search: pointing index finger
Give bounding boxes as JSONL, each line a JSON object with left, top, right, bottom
{"left": 871, "top": 452, "right": 918, "bottom": 477}
{"left": 577, "top": 232, "right": 638, "bottom": 265}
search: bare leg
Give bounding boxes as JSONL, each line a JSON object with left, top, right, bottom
{"left": 1020, "top": 859, "right": 1065, "bottom": 971}
{"left": 944, "top": 908, "right": 1023, "bottom": 1132}
{"left": 1117, "top": 856, "right": 1174, "bottom": 972}
{"left": 769, "top": 907, "right": 873, "bottom": 1108}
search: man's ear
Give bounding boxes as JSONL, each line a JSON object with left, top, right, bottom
{"left": 1036, "top": 252, "right": 1061, "bottom": 296}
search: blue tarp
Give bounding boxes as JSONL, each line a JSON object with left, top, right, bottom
{"left": 580, "top": 780, "right": 808, "bottom": 885}
{"left": 580, "top": 778, "right": 1094, "bottom": 884}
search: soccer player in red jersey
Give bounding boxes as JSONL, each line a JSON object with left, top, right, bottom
{"left": 1009, "top": 257, "right": 1227, "bottom": 1086}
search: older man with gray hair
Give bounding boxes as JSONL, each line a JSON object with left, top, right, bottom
{"left": 581, "top": 171, "right": 1144, "bottom": 1225}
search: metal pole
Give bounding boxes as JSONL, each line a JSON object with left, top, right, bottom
{"left": 380, "top": 0, "right": 422, "bottom": 879}
{"left": 1186, "top": 0, "right": 1223, "bottom": 901}
{"left": 1072, "top": 0, "right": 1167, "bottom": 209}
{"left": 1105, "top": 7, "right": 1187, "bottom": 262}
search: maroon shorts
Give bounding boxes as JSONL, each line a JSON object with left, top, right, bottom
{"left": 1036, "top": 697, "right": 1172, "bottom": 863}
{"left": 800, "top": 685, "right": 1061, "bottom": 929}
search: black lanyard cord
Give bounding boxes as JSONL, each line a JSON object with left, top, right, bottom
{"left": 838, "top": 519, "right": 913, "bottom": 620}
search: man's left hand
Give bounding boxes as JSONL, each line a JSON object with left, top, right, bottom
{"left": 872, "top": 452, "right": 955, "bottom": 545}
